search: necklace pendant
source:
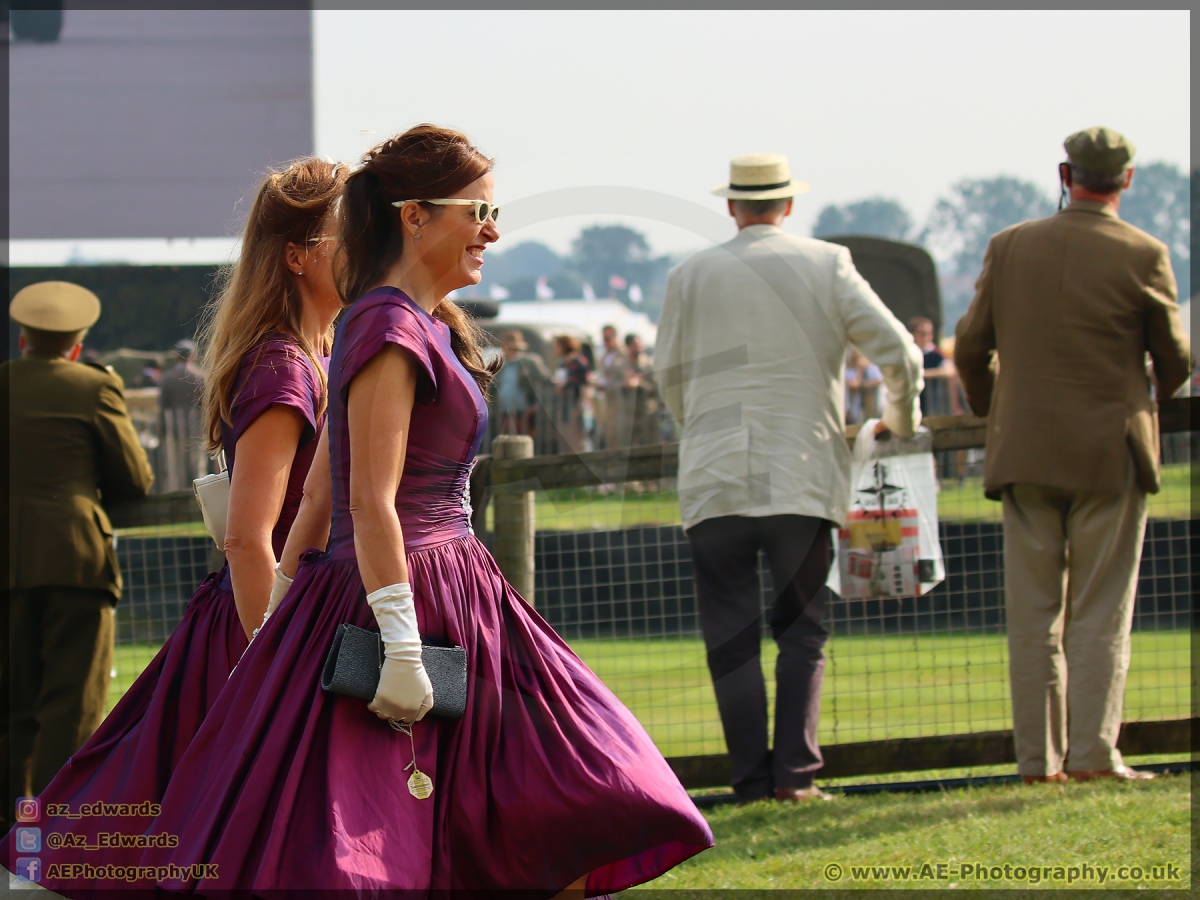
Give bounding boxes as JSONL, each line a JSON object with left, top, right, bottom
{"left": 408, "top": 768, "right": 433, "bottom": 800}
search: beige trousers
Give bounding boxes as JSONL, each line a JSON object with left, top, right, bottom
{"left": 1001, "top": 458, "right": 1147, "bottom": 776}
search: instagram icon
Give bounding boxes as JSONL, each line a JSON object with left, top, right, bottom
{"left": 15, "top": 798, "right": 39, "bottom": 823}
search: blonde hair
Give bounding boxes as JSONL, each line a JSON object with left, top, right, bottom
{"left": 198, "top": 157, "right": 347, "bottom": 453}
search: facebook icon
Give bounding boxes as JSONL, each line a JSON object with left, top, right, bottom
{"left": 14, "top": 856, "right": 41, "bottom": 884}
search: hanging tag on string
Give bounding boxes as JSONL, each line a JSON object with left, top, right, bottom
{"left": 390, "top": 719, "right": 433, "bottom": 800}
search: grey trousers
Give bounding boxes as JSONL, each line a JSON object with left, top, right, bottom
{"left": 687, "top": 514, "right": 831, "bottom": 802}
{"left": 1002, "top": 457, "right": 1148, "bottom": 776}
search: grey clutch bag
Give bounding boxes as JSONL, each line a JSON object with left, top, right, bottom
{"left": 320, "top": 623, "right": 467, "bottom": 719}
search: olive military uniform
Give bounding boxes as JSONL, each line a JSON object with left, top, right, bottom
{"left": 2, "top": 353, "right": 153, "bottom": 823}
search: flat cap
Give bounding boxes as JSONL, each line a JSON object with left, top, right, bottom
{"left": 1064, "top": 126, "right": 1136, "bottom": 176}
{"left": 10, "top": 281, "right": 101, "bottom": 332}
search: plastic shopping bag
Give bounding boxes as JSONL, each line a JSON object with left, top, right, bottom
{"left": 829, "top": 420, "right": 945, "bottom": 599}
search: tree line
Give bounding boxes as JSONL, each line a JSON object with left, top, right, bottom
{"left": 7, "top": 163, "right": 1188, "bottom": 354}
{"left": 484, "top": 161, "right": 1192, "bottom": 330}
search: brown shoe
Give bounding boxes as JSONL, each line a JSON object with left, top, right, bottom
{"left": 1022, "top": 772, "right": 1068, "bottom": 785}
{"left": 775, "top": 786, "right": 835, "bottom": 802}
{"left": 1067, "top": 767, "right": 1155, "bottom": 782}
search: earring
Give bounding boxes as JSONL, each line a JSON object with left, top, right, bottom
{"left": 297, "top": 270, "right": 303, "bottom": 275}
{"left": 414, "top": 232, "right": 421, "bottom": 240}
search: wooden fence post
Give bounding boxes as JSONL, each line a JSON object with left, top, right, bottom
{"left": 491, "top": 435, "right": 535, "bottom": 604}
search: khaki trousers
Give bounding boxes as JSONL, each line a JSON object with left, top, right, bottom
{"left": 1001, "top": 459, "right": 1147, "bottom": 776}
{"left": 1, "top": 587, "right": 115, "bottom": 826}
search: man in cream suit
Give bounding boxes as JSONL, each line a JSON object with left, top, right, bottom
{"left": 955, "top": 127, "right": 1192, "bottom": 784}
{"left": 656, "top": 154, "right": 923, "bottom": 803}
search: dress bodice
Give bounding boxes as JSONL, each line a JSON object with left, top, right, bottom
{"left": 219, "top": 336, "right": 326, "bottom": 559}
{"left": 326, "top": 288, "right": 489, "bottom": 556}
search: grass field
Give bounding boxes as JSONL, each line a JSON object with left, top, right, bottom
{"left": 486, "top": 462, "right": 1192, "bottom": 531}
{"left": 109, "top": 629, "right": 1190, "bottom": 758}
{"left": 630, "top": 772, "right": 1191, "bottom": 890}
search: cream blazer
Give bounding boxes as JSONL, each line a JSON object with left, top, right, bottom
{"left": 656, "top": 224, "right": 923, "bottom": 530}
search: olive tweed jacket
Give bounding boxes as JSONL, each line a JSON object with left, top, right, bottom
{"left": 954, "top": 200, "right": 1192, "bottom": 498}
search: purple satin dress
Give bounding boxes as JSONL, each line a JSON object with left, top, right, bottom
{"left": 115, "top": 288, "right": 712, "bottom": 897}
{"left": 3, "top": 337, "right": 326, "bottom": 894}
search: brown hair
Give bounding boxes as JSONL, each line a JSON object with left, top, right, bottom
{"left": 908, "top": 316, "right": 934, "bottom": 332}
{"left": 198, "top": 157, "right": 347, "bottom": 452}
{"left": 337, "top": 124, "right": 498, "bottom": 392}
{"left": 554, "top": 334, "right": 582, "bottom": 355}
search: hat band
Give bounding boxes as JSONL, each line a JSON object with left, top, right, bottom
{"left": 728, "top": 179, "right": 791, "bottom": 192}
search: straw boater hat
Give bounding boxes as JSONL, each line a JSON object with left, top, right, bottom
{"left": 9, "top": 281, "right": 101, "bottom": 332}
{"left": 711, "top": 153, "right": 809, "bottom": 201}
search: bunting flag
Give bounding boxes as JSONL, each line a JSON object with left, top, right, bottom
{"left": 582, "top": 282, "right": 597, "bottom": 302}
{"left": 628, "top": 284, "right": 643, "bottom": 304}
{"left": 535, "top": 276, "right": 555, "bottom": 300}
{"left": 489, "top": 284, "right": 510, "bottom": 300}
{"left": 608, "top": 274, "right": 628, "bottom": 290}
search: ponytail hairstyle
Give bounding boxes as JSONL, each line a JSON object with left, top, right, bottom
{"left": 337, "top": 124, "right": 499, "bottom": 392}
{"left": 198, "top": 157, "right": 348, "bottom": 452}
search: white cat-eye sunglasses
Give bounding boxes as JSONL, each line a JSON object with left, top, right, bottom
{"left": 391, "top": 198, "right": 501, "bottom": 225}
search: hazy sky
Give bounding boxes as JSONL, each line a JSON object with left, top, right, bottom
{"left": 314, "top": 9, "right": 1190, "bottom": 259}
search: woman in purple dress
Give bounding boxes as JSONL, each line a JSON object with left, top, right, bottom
{"left": 3, "top": 158, "right": 346, "bottom": 892}
{"left": 132, "top": 125, "right": 714, "bottom": 898}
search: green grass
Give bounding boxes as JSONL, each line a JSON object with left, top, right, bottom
{"left": 484, "top": 462, "right": 1194, "bottom": 532}
{"left": 630, "top": 772, "right": 1190, "bottom": 890}
{"left": 110, "top": 630, "right": 1191, "bottom": 758}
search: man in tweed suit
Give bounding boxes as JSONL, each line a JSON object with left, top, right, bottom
{"left": 955, "top": 127, "right": 1192, "bottom": 784}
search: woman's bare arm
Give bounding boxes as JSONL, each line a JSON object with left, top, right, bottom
{"left": 347, "top": 344, "right": 418, "bottom": 593}
{"left": 277, "top": 426, "right": 333, "bottom": 580}
{"left": 224, "top": 406, "right": 305, "bottom": 639}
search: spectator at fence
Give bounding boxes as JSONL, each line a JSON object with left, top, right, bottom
{"left": 594, "top": 323, "right": 631, "bottom": 449}
{"left": 158, "top": 338, "right": 209, "bottom": 491}
{"left": 954, "top": 127, "right": 1193, "bottom": 785}
{"left": 844, "top": 346, "right": 883, "bottom": 424}
{"left": 551, "top": 333, "right": 592, "bottom": 453}
{"left": 621, "top": 332, "right": 661, "bottom": 446}
{"left": 909, "top": 316, "right": 950, "bottom": 416}
{"left": 657, "top": 152, "right": 923, "bottom": 804}
{"left": 493, "top": 328, "right": 549, "bottom": 437}
{"left": 1, "top": 281, "right": 153, "bottom": 829}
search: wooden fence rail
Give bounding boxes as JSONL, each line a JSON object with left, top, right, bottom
{"left": 109, "top": 396, "right": 1196, "bottom": 529}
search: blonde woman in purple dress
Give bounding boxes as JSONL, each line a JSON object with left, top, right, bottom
{"left": 138, "top": 126, "right": 713, "bottom": 897}
{"left": 4, "top": 158, "right": 346, "bottom": 896}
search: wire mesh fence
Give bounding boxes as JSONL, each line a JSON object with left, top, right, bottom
{"left": 486, "top": 448, "right": 1192, "bottom": 759}
{"left": 106, "top": 419, "right": 1193, "bottom": 774}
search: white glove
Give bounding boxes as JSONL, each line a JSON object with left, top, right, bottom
{"left": 266, "top": 565, "right": 293, "bottom": 619}
{"left": 365, "top": 582, "right": 433, "bottom": 724}
{"left": 250, "top": 565, "right": 294, "bottom": 642}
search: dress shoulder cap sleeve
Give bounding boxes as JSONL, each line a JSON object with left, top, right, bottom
{"left": 229, "top": 338, "right": 321, "bottom": 447}
{"left": 339, "top": 289, "right": 438, "bottom": 405}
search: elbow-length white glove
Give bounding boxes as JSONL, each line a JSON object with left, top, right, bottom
{"left": 365, "top": 582, "right": 433, "bottom": 724}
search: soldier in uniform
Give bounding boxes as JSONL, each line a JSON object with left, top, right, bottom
{"left": 1, "top": 281, "right": 153, "bottom": 827}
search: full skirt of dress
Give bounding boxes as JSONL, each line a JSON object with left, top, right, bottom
{"left": 1, "top": 568, "right": 248, "bottom": 897}
{"left": 123, "top": 535, "right": 713, "bottom": 898}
